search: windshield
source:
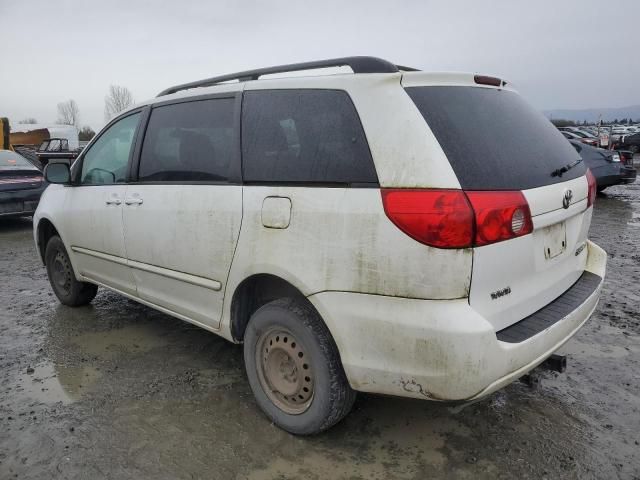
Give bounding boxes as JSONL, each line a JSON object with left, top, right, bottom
{"left": 0, "top": 150, "right": 33, "bottom": 168}
{"left": 405, "top": 86, "right": 586, "bottom": 190}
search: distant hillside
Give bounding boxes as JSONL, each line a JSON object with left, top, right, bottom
{"left": 543, "top": 105, "right": 640, "bottom": 123}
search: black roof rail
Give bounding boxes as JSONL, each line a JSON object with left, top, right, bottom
{"left": 157, "top": 56, "right": 419, "bottom": 97}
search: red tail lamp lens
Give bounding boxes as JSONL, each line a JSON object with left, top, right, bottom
{"left": 381, "top": 189, "right": 474, "bottom": 248}
{"left": 382, "top": 189, "right": 534, "bottom": 248}
{"left": 465, "top": 191, "right": 533, "bottom": 246}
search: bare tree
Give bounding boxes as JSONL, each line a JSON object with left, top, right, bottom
{"left": 19, "top": 118, "right": 38, "bottom": 124}
{"left": 57, "top": 99, "right": 80, "bottom": 127}
{"left": 104, "top": 85, "right": 134, "bottom": 121}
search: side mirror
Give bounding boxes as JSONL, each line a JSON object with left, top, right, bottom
{"left": 44, "top": 162, "right": 71, "bottom": 184}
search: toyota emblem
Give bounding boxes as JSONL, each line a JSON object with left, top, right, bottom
{"left": 562, "top": 189, "right": 573, "bottom": 209}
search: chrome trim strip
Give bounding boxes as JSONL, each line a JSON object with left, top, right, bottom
{"left": 70, "top": 246, "right": 221, "bottom": 291}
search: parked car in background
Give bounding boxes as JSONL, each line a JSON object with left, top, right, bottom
{"left": 569, "top": 140, "right": 636, "bottom": 192}
{"left": 613, "top": 131, "right": 640, "bottom": 154}
{"left": 617, "top": 150, "right": 636, "bottom": 169}
{"left": 0, "top": 150, "right": 47, "bottom": 218}
{"left": 558, "top": 127, "right": 597, "bottom": 138}
{"left": 560, "top": 130, "right": 599, "bottom": 147}
{"left": 34, "top": 57, "right": 606, "bottom": 435}
{"left": 35, "top": 138, "right": 80, "bottom": 167}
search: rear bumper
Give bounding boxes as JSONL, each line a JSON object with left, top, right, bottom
{"left": 0, "top": 187, "right": 46, "bottom": 217}
{"left": 620, "top": 167, "right": 636, "bottom": 184}
{"left": 596, "top": 173, "right": 625, "bottom": 188}
{"left": 309, "top": 240, "right": 606, "bottom": 401}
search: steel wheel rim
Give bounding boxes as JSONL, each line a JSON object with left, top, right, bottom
{"left": 52, "top": 250, "right": 72, "bottom": 295}
{"left": 256, "top": 328, "right": 314, "bottom": 415}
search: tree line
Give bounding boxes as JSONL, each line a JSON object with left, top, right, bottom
{"left": 18, "top": 85, "right": 134, "bottom": 141}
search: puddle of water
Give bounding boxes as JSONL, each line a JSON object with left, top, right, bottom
{"left": 15, "top": 363, "right": 101, "bottom": 405}
{"left": 243, "top": 398, "right": 454, "bottom": 480}
{"left": 244, "top": 431, "right": 445, "bottom": 480}
{"left": 70, "top": 324, "right": 170, "bottom": 358}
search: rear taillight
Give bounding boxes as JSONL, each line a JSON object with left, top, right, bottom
{"left": 586, "top": 169, "right": 597, "bottom": 207}
{"left": 381, "top": 189, "right": 474, "bottom": 248}
{"left": 465, "top": 191, "right": 533, "bottom": 246}
{"left": 619, "top": 151, "right": 631, "bottom": 165}
{"left": 381, "top": 189, "right": 533, "bottom": 249}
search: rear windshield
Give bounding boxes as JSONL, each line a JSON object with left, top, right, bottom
{"left": 0, "top": 150, "right": 32, "bottom": 167}
{"left": 405, "top": 86, "right": 586, "bottom": 190}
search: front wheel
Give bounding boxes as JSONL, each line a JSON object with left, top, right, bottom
{"left": 45, "top": 235, "right": 98, "bottom": 306}
{"left": 243, "top": 298, "right": 356, "bottom": 435}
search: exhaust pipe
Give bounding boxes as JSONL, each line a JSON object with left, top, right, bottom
{"left": 519, "top": 354, "right": 567, "bottom": 389}
{"left": 541, "top": 354, "right": 567, "bottom": 373}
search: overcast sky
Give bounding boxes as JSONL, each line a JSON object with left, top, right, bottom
{"left": 1, "top": 0, "right": 638, "bottom": 131}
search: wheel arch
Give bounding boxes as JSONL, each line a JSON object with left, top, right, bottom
{"left": 36, "top": 217, "right": 60, "bottom": 264}
{"left": 230, "top": 273, "right": 316, "bottom": 342}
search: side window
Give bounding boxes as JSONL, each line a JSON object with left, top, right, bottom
{"left": 80, "top": 113, "right": 140, "bottom": 185}
{"left": 138, "top": 98, "right": 236, "bottom": 182}
{"left": 242, "top": 90, "right": 377, "bottom": 184}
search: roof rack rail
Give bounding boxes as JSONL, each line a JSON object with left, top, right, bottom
{"left": 157, "top": 56, "right": 419, "bottom": 97}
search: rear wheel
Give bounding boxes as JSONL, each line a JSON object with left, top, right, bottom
{"left": 45, "top": 235, "right": 98, "bottom": 306}
{"left": 243, "top": 297, "right": 356, "bottom": 435}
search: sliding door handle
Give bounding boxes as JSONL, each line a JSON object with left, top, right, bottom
{"left": 124, "top": 197, "right": 143, "bottom": 206}
{"left": 105, "top": 198, "right": 121, "bottom": 205}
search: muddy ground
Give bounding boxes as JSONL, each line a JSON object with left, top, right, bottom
{"left": 1, "top": 181, "right": 639, "bottom": 480}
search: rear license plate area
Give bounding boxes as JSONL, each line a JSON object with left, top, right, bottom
{"left": 0, "top": 202, "right": 23, "bottom": 214}
{"left": 24, "top": 200, "right": 38, "bottom": 211}
{"left": 543, "top": 221, "right": 567, "bottom": 259}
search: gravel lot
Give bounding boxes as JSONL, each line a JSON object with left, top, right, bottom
{"left": 1, "top": 179, "right": 639, "bottom": 479}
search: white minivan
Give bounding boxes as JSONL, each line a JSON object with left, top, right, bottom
{"left": 35, "top": 57, "right": 606, "bottom": 434}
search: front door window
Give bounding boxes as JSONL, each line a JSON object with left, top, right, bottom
{"left": 80, "top": 113, "right": 140, "bottom": 185}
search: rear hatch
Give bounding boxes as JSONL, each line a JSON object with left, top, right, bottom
{"left": 405, "top": 82, "right": 592, "bottom": 331}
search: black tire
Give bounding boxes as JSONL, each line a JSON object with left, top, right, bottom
{"left": 243, "top": 297, "right": 356, "bottom": 435}
{"left": 45, "top": 235, "right": 98, "bottom": 306}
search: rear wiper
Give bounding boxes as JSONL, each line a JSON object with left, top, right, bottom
{"left": 551, "top": 158, "right": 583, "bottom": 177}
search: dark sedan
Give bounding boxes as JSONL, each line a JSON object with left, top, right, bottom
{"left": 569, "top": 140, "right": 636, "bottom": 192}
{"left": 0, "top": 150, "right": 47, "bottom": 218}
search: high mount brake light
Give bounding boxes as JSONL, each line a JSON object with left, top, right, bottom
{"left": 381, "top": 189, "right": 533, "bottom": 249}
{"left": 474, "top": 75, "right": 503, "bottom": 87}
{"left": 586, "top": 169, "right": 597, "bottom": 207}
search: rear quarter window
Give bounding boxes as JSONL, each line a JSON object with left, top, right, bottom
{"left": 406, "top": 86, "right": 586, "bottom": 190}
{"left": 242, "top": 89, "right": 377, "bottom": 185}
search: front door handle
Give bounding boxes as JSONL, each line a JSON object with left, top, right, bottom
{"left": 124, "top": 197, "right": 143, "bottom": 206}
